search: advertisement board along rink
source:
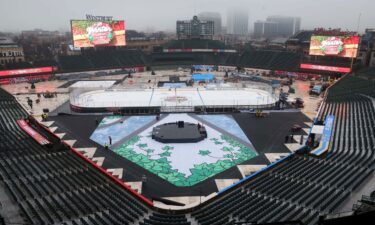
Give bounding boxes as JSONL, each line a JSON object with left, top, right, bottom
{"left": 70, "top": 87, "right": 277, "bottom": 109}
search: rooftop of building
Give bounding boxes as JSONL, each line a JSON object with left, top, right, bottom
{"left": 0, "top": 37, "right": 19, "bottom": 48}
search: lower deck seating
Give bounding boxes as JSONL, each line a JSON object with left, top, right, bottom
{"left": 0, "top": 88, "right": 151, "bottom": 225}
{"left": 140, "top": 213, "right": 190, "bottom": 225}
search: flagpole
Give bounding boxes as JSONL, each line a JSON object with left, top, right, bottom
{"left": 351, "top": 13, "right": 362, "bottom": 73}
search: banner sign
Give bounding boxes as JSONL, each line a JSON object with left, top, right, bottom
{"left": 0, "top": 67, "right": 54, "bottom": 77}
{"left": 17, "top": 120, "right": 51, "bottom": 145}
{"left": 0, "top": 74, "right": 51, "bottom": 85}
{"left": 300, "top": 64, "right": 351, "bottom": 73}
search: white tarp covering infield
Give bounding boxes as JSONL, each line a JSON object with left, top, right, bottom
{"left": 71, "top": 88, "right": 277, "bottom": 108}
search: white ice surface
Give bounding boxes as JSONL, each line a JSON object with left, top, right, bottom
{"left": 72, "top": 88, "right": 276, "bottom": 108}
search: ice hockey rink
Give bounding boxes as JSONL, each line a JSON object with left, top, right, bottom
{"left": 70, "top": 87, "right": 277, "bottom": 109}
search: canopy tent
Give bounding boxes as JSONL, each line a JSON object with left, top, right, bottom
{"left": 192, "top": 73, "right": 215, "bottom": 82}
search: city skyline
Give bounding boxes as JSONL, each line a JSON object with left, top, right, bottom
{"left": 227, "top": 8, "right": 249, "bottom": 35}
{"left": 0, "top": 0, "right": 374, "bottom": 33}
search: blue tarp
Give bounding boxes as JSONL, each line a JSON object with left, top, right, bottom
{"left": 192, "top": 73, "right": 215, "bottom": 81}
{"left": 192, "top": 65, "right": 214, "bottom": 71}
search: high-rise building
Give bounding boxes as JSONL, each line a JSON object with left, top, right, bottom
{"left": 227, "top": 8, "right": 249, "bottom": 36}
{"left": 176, "top": 16, "right": 214, "bottom": 40}
{"left": 254, "top": 21, "right": 264, "bottom": 38}
{"left": 198, "top": 12, "right": 222, "bottom": 35}
{"left": 264, "top": 21, "right": 279, "bottom": 38}
{"left": 254, "top": 16, "right": 301, "bottom": 38}
{"left": 266, "top": 16, "right": 301, "bottom": 37}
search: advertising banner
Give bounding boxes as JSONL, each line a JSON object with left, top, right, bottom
{"left": 0, "top": 74, "right": 51, "bottom": 85}
{"left": 274, "top": 70, "right": 321, "bottom": 79}
{"left": 17, "top": 120, "right": 51, "bottom": 145}
{"left": 300, "top": 64, "right": 351, "bottom": 73}
{"left": 0, "top": 67, "right": 54, "bottom": 77}
{"left": 71, "top": 20, "right": 126, "bottom": 47}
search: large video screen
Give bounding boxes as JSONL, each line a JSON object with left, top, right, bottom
{"left": 71, "top": 20, "right": 126, "bottom": 48}
{"left": 309, "top": 35, "right": 360, "bottom": 58}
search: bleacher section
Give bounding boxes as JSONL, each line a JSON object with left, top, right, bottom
{"left": 140, "top": 213, "right": 190, "bottom": 225}
{"left": 288, "top": 31, "right": 314, "bottom": 43}
{"left": 150, "top": 50, "right": 300, "bottom": 70}
{"left": 150, "top": 52, "right": 232, "bottom": 66}
{"left": 301, "top": 56, "right": 352, "bottom": 68}
{"left": 238, "top": 50, "right": 300, "bottom": 71}
{"left": 0, "top": 60, "right": 57, "bottom": 70}
{"left": 356, "top": 67, "right": 375, "bottom": 79}
{"left": 162, "top": 39, "right": 227, "bottom": 49}
{"left": 58, "top": 49, "right": 147, "bottom": 71}
{"left": 0, "top": 72, "right": 374, "bottom": 224}
{"left": 0, "top": 88, "right": 154, "bottom": 224}
{"left": 317, "top": 75, "right": 375, "bottom": 168}
{"left": 1, "top": 62, "right": 33, "bottom": 70}
{"left": 56, "top": 48, "right": 301, "bottom": 72}
{"left": 58, "top": 55, "right": 93, "bottom": 71}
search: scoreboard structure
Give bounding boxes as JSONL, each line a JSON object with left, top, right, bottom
{"left": 71, "top": 17, "right": 126, "bottom": 48}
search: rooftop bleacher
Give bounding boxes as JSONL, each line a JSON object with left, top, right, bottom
{"left": 288, "top": 31, "right": 314, "bottom": 43}
{"left": 57, "top": 49, "right": 147, "bottom": 71}
{"left": 238, "top": 50, "right": 300, "bottom": 70}
{"left": 162, "top": 39, "right": 228, "bottom": 49}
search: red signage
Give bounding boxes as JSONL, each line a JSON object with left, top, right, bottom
{"left": 123, "top": 66, "right": 145, "bottom": 73}
{"left": 0, "top": 67, "right": 54, "bottom": 78}
{"left": 275, "top": 71, "right": 321, "bottom": 79}
{"left": 17, "top": 120, "right": 51, "bottom": 145}
{"left": 300, "top": 64, "right": 351, "bottom": 73}
{"left": 0, "top": 74, "right": 51, "bottom": 85}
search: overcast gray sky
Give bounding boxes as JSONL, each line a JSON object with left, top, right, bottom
{"left": 0, "top": 0, "right": 374, "bottom": 33}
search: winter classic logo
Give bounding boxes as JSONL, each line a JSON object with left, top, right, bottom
{"left": 320, "top": 37, "right": 344, "bottom": 55}
{"left": 86, "top": 22, "right": 113, "bottom": 45}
